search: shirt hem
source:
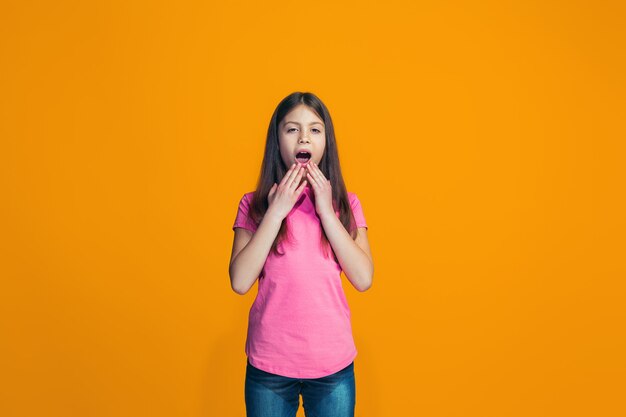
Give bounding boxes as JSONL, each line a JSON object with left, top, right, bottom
{"left": 247, "top": 350, "right": 357, "bottom": 379}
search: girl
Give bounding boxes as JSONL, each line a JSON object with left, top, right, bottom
{"left": 229, "top": 91, "right": 374, "bottom": 417}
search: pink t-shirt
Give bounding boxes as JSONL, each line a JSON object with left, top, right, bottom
{"left": 232, "top": 184, "right": 368, "bottom": 378}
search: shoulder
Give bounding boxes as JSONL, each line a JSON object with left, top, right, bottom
{"left": 239, "top": 191, "right": 256, "bottom": 204}
{"left": 346, "top": 191, "right": 367, "bottom": 228}
{"left": 346, "top": 191, "right": 361, "bottom": 206}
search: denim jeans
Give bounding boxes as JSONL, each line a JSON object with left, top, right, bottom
{"left": 244, "top": 359, "right": 356, "bottom": 417}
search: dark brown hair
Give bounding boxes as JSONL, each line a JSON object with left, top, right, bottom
{"left": 247, "top": 91, "right": 359, "bottom": 259}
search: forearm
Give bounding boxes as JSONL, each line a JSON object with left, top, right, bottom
{"left": 229, "top": 210, "right": 283, "bottom": 294}
{"left": 319, "top": 211, "right": 373, "bottom": 292}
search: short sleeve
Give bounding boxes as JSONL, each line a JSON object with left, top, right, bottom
{"left": 349, "top": 193, "right": 368, "bottom": 230}
{"left": 232, "top": 193, "right": 258, "bottom": 233}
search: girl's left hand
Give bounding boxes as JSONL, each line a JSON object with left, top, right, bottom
{"left": 306, "top": 161, "right": 334, "bottom": 217}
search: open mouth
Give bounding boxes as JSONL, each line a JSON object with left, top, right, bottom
{"left": 295, "top": 151, "right": 311, "bottom": 164}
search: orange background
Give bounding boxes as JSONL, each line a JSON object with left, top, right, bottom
{"left": 1, "top": 1, "right": 625, "bottom": 416}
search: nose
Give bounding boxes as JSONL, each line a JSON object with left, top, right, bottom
{"left": 298, "top": 135, "right": 310, "bottom": 143}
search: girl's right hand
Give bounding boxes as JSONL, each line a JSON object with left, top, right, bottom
{"left": 267, "top": 163, "right": 308, "bottom": 220}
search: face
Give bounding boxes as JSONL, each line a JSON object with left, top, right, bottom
{"left": 278, "top": 104, "right": 326, "bottom": 169}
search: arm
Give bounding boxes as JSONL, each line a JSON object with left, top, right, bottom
{"left": 228, "top": 210, "right": 283, "bottom": 295}
{"left": 230, "top": 164, "right": 309, "bottom": 295}
{"left": 319, "top": 212, "right": 374, "bottom": 292}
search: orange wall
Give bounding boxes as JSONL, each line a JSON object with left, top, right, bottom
{"left": 1, "top": 1, "right": 624, "bottom": 416}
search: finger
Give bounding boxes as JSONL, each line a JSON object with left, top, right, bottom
{"left": 279, "top": 163, "right": 297, "bottom": 187}
{"left": 287, "top": 165, "right": 305, "bottom": 188}
{"left": 296, "top": 179, "right": 308, "bottom": 194}
{"left": 268, "top": 184, "right": 276, "bottom": 204}
{"left": 307, "top": 163, "right": 323, "bottom": 182}
{"left": 307, "top": 161, "right": 320, "bottom": 175}
{"left": 313, "top": 162, "right": 327, "bottom": 180}
{"left": 306, "top": 171, "right": 319, "bottom": 187}
{"left": 291, "top": 165, "right": 306, "bottom": 188}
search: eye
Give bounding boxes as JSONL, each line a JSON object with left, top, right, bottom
{"left": 287, "top": 128, "right": 298, "bottom": 133}
{"left": 312, "top": 128, "right": 321, "bottom": 133}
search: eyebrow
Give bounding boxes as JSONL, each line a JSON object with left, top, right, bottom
{"left": 283, "top": 121, "right": 324, "bottom": 126}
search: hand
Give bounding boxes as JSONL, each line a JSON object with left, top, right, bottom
{"left": 267, "top": 163, "right": 308, "bottom": 220}
{"left": 305, "top": 161, "right": 334, "bottom": 217}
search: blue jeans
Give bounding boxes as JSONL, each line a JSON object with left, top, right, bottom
{"left": 244, "top": 359, "right": 356, "bottom": 417}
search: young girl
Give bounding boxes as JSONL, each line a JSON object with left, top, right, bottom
{"left": 229, "top": 91, "right": 374, "bottom": 417}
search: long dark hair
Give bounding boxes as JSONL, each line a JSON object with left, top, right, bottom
{"left": 247, "top": 92, "right": 359, "bottom": 259}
